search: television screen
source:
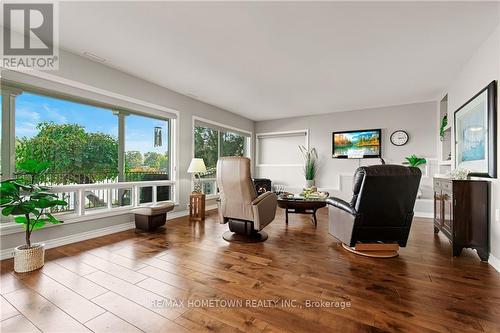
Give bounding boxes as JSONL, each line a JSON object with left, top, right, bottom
{"left": 332, "top": 129, "right": 382, "bottom": 158}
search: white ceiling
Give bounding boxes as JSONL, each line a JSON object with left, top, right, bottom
{"left": 56, "top": 1, "right": 499, "bottom": 121}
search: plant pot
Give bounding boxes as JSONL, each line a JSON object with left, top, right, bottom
{"left": 14, "top": 243, "right": 45, "bottom": 273}
{"left": 305, "top": 179, "right": 315, "bottom": 188}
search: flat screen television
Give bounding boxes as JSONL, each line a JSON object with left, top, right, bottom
{"left": 332, "top": 129, "right": 382, "bottom": 159}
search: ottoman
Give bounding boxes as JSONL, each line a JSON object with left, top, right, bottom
{"left": 132, "top": 202, "right": 175, "bottom": 231}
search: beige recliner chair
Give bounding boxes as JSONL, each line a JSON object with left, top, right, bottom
{"left": 217, "top": 157, "right": 278, "bottom": 242}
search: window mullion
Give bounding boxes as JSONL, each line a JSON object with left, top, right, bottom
{"left": 217, "top": 130, "right": 221, "bottom": 158}
{"left": 1, "top": 86, "right": 22, "bottom": 179}
{"left": 216, "top": 130, "right": 221, "bottom": 195}
{"left": 114, "top": 110, "right": 128, "bottom": 182}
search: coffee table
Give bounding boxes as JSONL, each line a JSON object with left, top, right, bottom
{"left": 277, "top": 194, "right": 329, "bottom": 226}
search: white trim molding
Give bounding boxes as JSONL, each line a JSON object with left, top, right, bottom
{"left": 0, "top": 207, "right": 133, "bottom": 236}
{"left": 192, "top": 116, "right": 253, "bottom": 137}
{"left": 489, "top": 254, "right": 500, "bottom": 273}
{"left": 1, "top": 220, "right": 135, "bottom": 260}
{"left": 256, "top": 129, "right": 309, "bottom": 138}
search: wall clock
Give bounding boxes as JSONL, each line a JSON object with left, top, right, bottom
{"left": 390, "top": 130, "right": 409, "bottom": 146}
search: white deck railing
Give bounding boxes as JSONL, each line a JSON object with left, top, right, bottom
{"left": 49, "top": 180, "right": 176, "bottom": 216}
{"left": 0, "top": 180, "right": 176, "bottom": 233}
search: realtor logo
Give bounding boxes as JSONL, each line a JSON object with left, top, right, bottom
{"left": 1, "top": 2, "right": 59, "bottom": 69}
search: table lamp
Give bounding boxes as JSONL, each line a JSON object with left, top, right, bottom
{"left": 187, "top": 158, "right": 207, "bottom": 193}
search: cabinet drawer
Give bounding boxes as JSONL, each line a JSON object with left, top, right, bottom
{"left": 434, "top": 178, "right": 452, "bottom": 190}
{"left": 442, "top": 181, "right": 452, "bottom": 191}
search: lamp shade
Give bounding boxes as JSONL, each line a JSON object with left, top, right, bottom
{"left": 187, "top": 158, "right": 207, "bottom": 173}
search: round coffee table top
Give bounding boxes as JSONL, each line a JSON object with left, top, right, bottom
{"left": 277, "top": 193, "right": 329, "bottom": 209}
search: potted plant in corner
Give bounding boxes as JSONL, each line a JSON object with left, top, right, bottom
{"left": 1, "top": 160, "right": 67, "bottom": 273}
{"left": 299, "top": 145, "right": 318, "bottom": 188}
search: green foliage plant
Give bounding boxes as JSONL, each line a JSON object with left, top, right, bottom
{"left": 404, "top": 154, "right": 427, "bottom": 168}
{"left": 143, "top": 152, "right": 168, "bottom": 170}
{"left": 299, "top": 145, "right": 318, "bottom": 181}
{"left": 125, "top": 151, "right": 143, "bottom": 170}
{"left": 1, "top": 160, "right": 68, "bottom": 248}
{"left": 15, "top": 122, "right": 118, "bottom": 184}
{"left": 194, "top": 126, "right": 245, "bottom": 178}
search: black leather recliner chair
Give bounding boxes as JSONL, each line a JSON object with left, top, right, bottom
{"left": 327, "top": 165, "right": 422, "bottom": 256}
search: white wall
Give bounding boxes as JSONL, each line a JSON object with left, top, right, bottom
{"left": 443, "top": 23, "right": 500, "bottom": 270}
{"left": 1, "top": 48, "right": 254, "bottom": 256}
{"left": 49, "top": 49, "right": 255, "bottom": 209}
{"left": 255, "top": 101, "right": 437, "bottom": 216}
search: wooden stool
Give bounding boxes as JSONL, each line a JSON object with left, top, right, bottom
{"left": 189, "top": 193, "right": 205, "bottom": 221}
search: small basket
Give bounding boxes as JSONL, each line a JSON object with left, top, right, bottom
{"left": 14, "top": 243, "right": 45, "bottom": 273}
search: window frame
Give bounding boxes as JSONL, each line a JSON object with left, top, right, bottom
{"left": 191, "top": 116, "right": 253, "bottom": 199}
{"left": 0, "top": 80, "right": 179, "bottom": 229}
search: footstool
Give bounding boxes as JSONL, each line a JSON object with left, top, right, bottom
{"left": 132, "top": 202, "right": 175, "bottom": 231}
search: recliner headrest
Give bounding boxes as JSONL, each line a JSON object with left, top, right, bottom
{"left": 362, "top": 164, "right": 422, "bottom": 177}
{"left": 350, "top": 165, "right": 422, "bottom": 207}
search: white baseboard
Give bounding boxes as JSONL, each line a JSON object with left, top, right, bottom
{"left": 489, "top": 253, "right": 500, "bottom": 273}
{"left": 0, "top": 221, "right": 135, "bottom": 260}
{"left": 414, "top": 211, "right": 434, "bottom": 219}
{"left": 0, "top": 204, "right": 218, "bottom": 261}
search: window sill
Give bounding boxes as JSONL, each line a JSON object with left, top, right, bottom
{"left": 0, "top": 201, "right": 178, "bottom": 236}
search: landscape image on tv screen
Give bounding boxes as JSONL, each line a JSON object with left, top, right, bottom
{"left": 332, "top": 129, "right": 381, "bottom": 158}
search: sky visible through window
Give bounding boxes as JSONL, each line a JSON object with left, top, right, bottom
{"left": 126, "top": 114, "right": 169, "bottom": 155}
{"left": 16, "top": 92, "right": 169, "bottom": 155}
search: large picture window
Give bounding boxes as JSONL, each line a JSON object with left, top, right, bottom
{"left": 193, "top": 119, "right": 251, "bottom": 195}
{"left": 1, "top": 83, "right": 176, "bottom": 219}
{"left": 15, "top": 92, "right": 119, "bottom": 185}
{"left": 221, "top": 131, "right": 246, "bottom": 157}
{"left": 125, "top": 114, "right": 170, "bottom": 202}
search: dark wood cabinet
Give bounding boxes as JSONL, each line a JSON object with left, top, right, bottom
{"left": 433, "top": 177, "right": 489, "bottom": 261}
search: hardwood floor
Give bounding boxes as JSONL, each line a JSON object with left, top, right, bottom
{"left": 1, "top": 208, "right": 500, "bottom": 333}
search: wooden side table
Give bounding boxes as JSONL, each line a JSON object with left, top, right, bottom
{"left": 189, "top": 193, "right": 205, "bottom": 221}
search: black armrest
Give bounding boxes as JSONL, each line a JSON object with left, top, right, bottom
{"left": 326, "top": 197, "right": 357, "bottom": 215}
